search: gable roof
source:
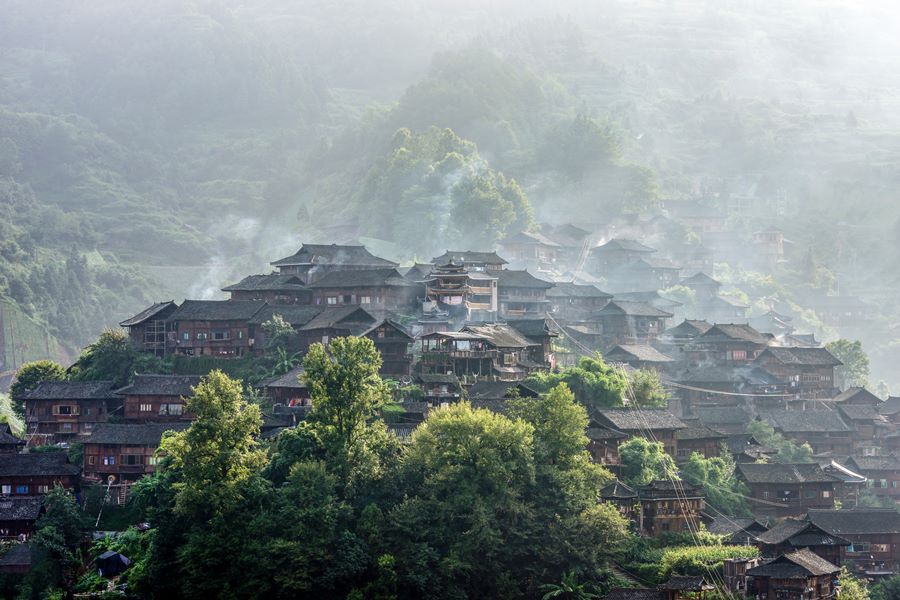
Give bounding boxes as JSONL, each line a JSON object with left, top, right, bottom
{"left": 756, "top": 518, "right": 849, "bottom": 547}
{"left": 696, "top": 406, "right": 753, "bottom": 426}
{"left": 808, "top": 508, "right": 900, "bottom": 535}
{"left": 271, "top": 244, "right": 397, "bottom": 268}
{"left": 24, "top": 381, "right": 117, "bottom": 401}
{"left": 431, "top": 250, "right": 507, "bottom": 266}
{"left": 502, "top": 230, "right": 560, "bottom": 247}
{"left": 605, "top": 345, "right": 674, "bottom": 364}
{"left": 600, "top": 479, "right": 637, "bottom": 500}
{"left": 666, "top": 319, "right": 713, "bottom": 337}
{"left": 700, "top": 324, "right": 770, "bottom": 344}
{"left": 0, "top": 453, "right": 80, "bottom": 477}
{"left": 593, "top": 238, "right": 656, "bottom": 254}
{"left": 833, "top": 387, "right": 881, "bottom": 405}
{"left": 249, "top": 305, "right": 323, "bottom": 326}
{"left": 880, "top": 396, "right": 900, "bottom": 416}
{"left": 595, "top": 300, "right": 673, "bottom": 318}
{"left": 676, "top": 423, "right": 727, "bottom": 441}
{"left": 761, "top": 410, "right": 851, "bottom": 433}
{"left": 0, "top": 543, "right": 33, "bottom": 568}
{"left": 119, "top": 301, "right": 177, "bottom": 327}
{"left": 298, "top": 306, "right": 376, "bottom": 332}
{"left": 495, "top": 269, "right": 554, "bottom": 289}
{"left": 0, "top": 424, "right": 23, "bottom": 447}
{"left": 86, "top": 423, "right": 190, "bottom": 446}
{"left": 846, "top": 456, "right": 900, "bottom": 472}
{"left": 757, "top": 347, "right": 842, "bottom": 367}
{"left": 0, "top": 497, "right": 42, "bottom": 522}
{"left": 615, "top": 291, "right": 683, "bottom": 309}
{"left": 736, "top": 463, "right": 839, "bottom": 485}
{"left": 167, "top": 300, "right": 267, "bottom": 322}
{"left": 221, "top": 273, "right": 308, "bottom": 292}
{"left": 461, "top": 323, "right": 537, "bottom": 349}
{"left": 506, "top": 318, "right": 559, "bottom": 339}
{"left": 307, "top": 268, "right": 413, "bottom": 289}
{"left": 466, "top": 381, "right": 540, "bottom": 401}
{"left": 681, "top": 272, "right": 721, "bottom": 286}
{"left": 546, "top": 282, "right": 613, "bottom": 299}
{"left": 837, "top": 404, "right": 884, "bottom": 422}
{"left": 261, "top": 366, "right": 307, "bottom": 390}
{"left": 115, "top": 374, "right": 202, "bottom": 398}
{"left": 746, "top": 548, "right": 839, "bottom": 579}
{"left": 361, "top": 319, "right": 414, "bottom": 341}
{"left": 594, "top": 409, "right": 686, "bottom": 431}
{"left": 705, "top": 516, "right": 767, "bottom": 538}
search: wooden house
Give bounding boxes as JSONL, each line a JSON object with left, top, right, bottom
{"left": 836, "top": 404, "right": 889, "bottom": 454}
{"left": 422, "top": 261, "right": 497, "bottom": 322}
{"left": 605, "top": 344, "right": 675, "bottom": 372}
{"left": 506, "top": 318, "right": 557, "bottom": 368}
{"left": 308, "top": 268, "right": 418, "bottom": 312}
{"left": 586, "top": 424, "right": 628, "bottom": 468}
{"left": 834, "top": 387, "right": 882, "bottom": 407}
{"left": 499, "top": 230, "right": 561, "bottom": 271}
{"left": 807, "top": 508, "right": 900, "bottom": 576}
{"left": 606, "top": 576, "right": 714, "bottom": 600}
{"left": 755, "top": 518, "right": 848, "bottom": 567}
{"left": 615, "top": 291, "right": 683, "bottom": 314}
{"left": 703, "top": 515, "right": 768, "bottom": 545}
{"left": 685, "top": 324, "right": 773, "bottom": 366}
{"left": 672, "top": 366, "right": 789, "bottom": 415}
{"left": 546, "top": 282, "right": 612, "bottom": 322}
{"left": 247, "top": 305, "right": 325, "bottom": 350}
{"left": 637, "top": 480, "right": 705, "bottom": 537}
{"left": 430, "top": 250, "right": 507, "bottom": 272}
{"left": 592, "top": 409, "right": 686, "bottom": 458}
{"left": 221, "top": 273, "right": 311, "bottom": 304}
{"left": 0, "top": 425, "right": 24, "bottom": 454}
{"left": 166, "top": 300, "right": 267, "bottom": 357}
{"left": 495, "top": 270, "right": 554, "bottom": 319}
{"left": 0, "top": 497, "right": 42, "bottom": 540}
{"left": 680, "top": 272, "right": 721, "bottom": 302}
{"left": 692, "top": 406, "right": 754, "bottom": 435}
{"left": 294, "top": 306, "right": 378, "bottom": 350}
{"left": 696, "top": 295, "right": 750, "bottom": 323}
{"left": 746, "top": 548, "right": 839, "bottom": 600}
{"left": 760, "top": 411, "right": 853, "bottom": 455}
{"left": 270, "top": 243, "right": 398, "bottom": 282}
{"left": 545, "top": 223, "right": 592, "bottom": 266}
{"left": 675, "top": 423, "right": 726, "bottom": 462}
{"left": 0, "top": 543, "right": 34, "bottom": 574}
{"left": 846, "top": 456, "right": 900, "bottom": 500}
{"left": 588, "top": 238, "right": 656, "bottom": 272}
{"left": 418, "top": 324, "right": 542, "bottom": 381}
{"left": 412, "top": 373, "right": 463, "bottom": 405}
{"left": 600, "top": 479, "right": 638, "bottom": 522}
{"left": 607, "top": 257, "right": 681, "bottom": 291}
{"left": 362, "top": 319, "right": 414, "bottom": 377}
{"left": 736, "top": 463, "right": 840, "bottom": 518}
{"left": 0, "top": 454, "right": 80, "bottom": 496}
{"left": 83, "top": 423, "right": 190, "bottom": 503}
{"left": 753, "top": 347, "right": 841, "bottom": 400}
{"left": 257, "top": 366, "right": 310, "bottom": 407}
{"left": 116, "top": 374, "right": 201, "bottom": 424}
{"left": 119, "top": 301, "right": 178, "bottom": 357}
{"left": 23, "top": 381, "right": 120, "bottom": 445}
{"left": 591, "top": 300, "right": 673, "bottom": 347}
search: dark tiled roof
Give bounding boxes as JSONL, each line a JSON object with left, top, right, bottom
{"left": 0, "top": 543, "right": 32, "bottom": 568}
{"left": 761, "top": 410, "right": 851, "bottom": 433}
{"left": 466, "top": 381, "right": 539, "bottom": 401}
{"left": 757, "top": 347, "right": 842, "bottom": 367}
{"left": 119, "top": 301, "right": 177, "bottom": 327}
{"left": 736, "top": 463, "right": 839, "bottom": 484}
{"left": 87, "top": 423, "right": 189, "bottom": 446}
{"left": 675, "top": 366, "right": 784, "bottom": 386}
{"left": 24, "top": 381, "right": 117, "bottom": 401}
{"left": 594, "top": 238, "right": 656, "bottom": 253}
{"left": 502, "top": 230, "right": 560, "bottom": 246}
{"left": 880, "top": 396, "right": 900, "bottom": 416}
{"left": 635, "top": 257, "right": 680, "bottom": 270}
{"left": 659, "top": 576, "right": 711, "bottom": 592}
{"left": 0, "top": 424, "right": 23, "bottom": 447}
{"left": 681, "top": 272, "right": 721, "bottom": 286}
{"left": 595, "top": 301, "right": 673, "bottom": 318}
{"left": 495, "top": 269, "right": 554, "bottom": 289}
{"left": 462, "top": 324, "right": 537, "bottom": 349}
{"left": 115, "top": 374, "right": 202, "bottom": 397}
{"left": 605, "top": 588, "right": 666, "bottom": 600}
{"left": 665, "top": 319, "right": 713, "bottom": 337}
{"left": 271, "top": 244, "right": 397, "bottom": 268}
{"left": 756, "top": 518, "right": 849, "bottom": 547}
{"left": 605, "top": 345, "right": 674, "bottom": 363}
{"left": 696, "top": 406, "right": 753, "bottom": 426}
{"left": 837, "top": 404, "right": 883, "bottom": 421}
{"left": 168, "top": 300, "right": 267, "bottom": 322}
{"left": 595, "top": 409, "right": 686, "bottom": 431}
{"left": 414, "top": 373, "right": 461, "bottom": 385}
{"left": 586, "top": 425, "right": 628, "bottom": 441}
{"left": 637, "top": 480, "right": 702, "bottom": 498}
{"left": 601, "top": 479, "right": 637, "bottom": 500}
{"left": 833, "top": 387, "right": 881, "bottom": 405}
{"left": 431, "top": 250, "right": 508, "bottom": 265}
{"left": 0, "top": 497, "right": 41, "bottom": 522}
{"left": 0, "top": 453, "right": 79, "bottom": 477}
{"left": 846, "top": 456, "right": 900, "bottom": 471}
{"left": 705, "top": 516, "right": 767, "bottom": 537}
{"left": 677, "top": 424, "right": 726, "bottom": 441}
{"left": 614, "top": 291, "right": 683, "bottom": 309}
{"left": 361, "top": 319, "right": 414, "bottom": 341}
{"left": 746, "top": 548, "right": 839, "bottom": 579}
{"left": 808, "top": 508, "right": 900, "bottom": 535}
{"left": 299, "top": 306, "right": 376, "bottom": 332}
{"left": 506, "top": 318, "right": 559, "bottom": 339}
{"left": 221, "top": 273, "right": 307, "bottom": 292}
{"left": 249, "top": 305, "right": 323, "bottom": 326}
{"left": 546, "top": 282, "right": 612, "bottom": 298}
{"left": 307, "top": 268, "right": 412, "bottom": 289}
{"left": 700, "top": 324, "right": 770, "bottom": 344}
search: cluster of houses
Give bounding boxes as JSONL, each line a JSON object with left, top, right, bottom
{"left": 1, "top": 218, "right": 895, "bottom": 597}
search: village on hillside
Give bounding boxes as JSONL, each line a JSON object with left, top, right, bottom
{"left": 3, "top": 206, "right": 896, "bottom": 599}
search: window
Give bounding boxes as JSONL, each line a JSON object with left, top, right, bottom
{"left": 103, "top": 456, "right": 116, "bottom": 465}
{"left": 15, "top": 486, "right": 28, "bottom": 495}
{"left": 85, "top": 407, "right": 92, "bottom": 416}
{"left": 823, "top": 490, "right": 831, "bottom": 498}
{"left": 120, "top": 455, "right": 143, "bottom": 466}
{"left": 196, "top": 332, "right": 208, "bottom": 340}
{"left": 873, "top": 544, "right": 891, "bottom": 553}
{"left": 327, "top": 297, "right": 337, "bottom": 305}
{"left": 59, "top": 423, "right": 72, "bottom": 432}
{"left": 54, "top": 405, "right": 74, "bottom": 415}
{"left": 237, "top": 330, "right": 243, "bottom": 339}
{"left": 213, "top": 331, "right": 228, "bottom": 341}
{"left": 140, "top": 403, "right": 153, "bottom": 412}
{"left": 805, "top": 490, "right": 816, "bottom": 499}
{"left": 762, "top": 491, "right": 769, "bottom": 500}
{"left": 88, "top": 456, "right": 96, "bottom": 465}
{"left": 851, "top": 542, "right": 871, "bottom": 553}
{"left": 342, "top": 295, "right": 352, "bottom": 304}
{"left": 159, "top": 403, "right": 183, "bottom": 416}
{"left": 183, "top": 332, "right": 190, "bottom": 341}
{"left": 83, "top": 423, "right": 92, "bottom": 431}
{"left": 148, "top": 456, "right": 159, "bottom": 466}
{"left": 360, "top": 296, "right": 371, "bottom": 304}
{"left": 730, "top": 350, "right": 747, "bottom": 360}
{"left": 37, "top": 485, "right": 49, "bottom": 494}
{"left": 882, "top": 479, "right": 889, "bottom": 488}
{"left": 1, "top": 485, "right": 10, "bottom": 495}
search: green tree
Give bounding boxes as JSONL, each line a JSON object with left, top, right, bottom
{"left": 9, "top": 359, "right": 66, "bottom": 418}
{"left": 618, "top": 437, "right": 678, "bottom": 487}
{"left": 32, "top": 487, "right": 89, "bottom": 593}
{"left": 746, "top": 420, "right": 813, "bottom": 463}
{"left": 826, "top": 339, "right": 870, "bottom": 390}
{"left": 680, "top": 450, "right": 750, "bottom": 516}
{"left": 838, "top": 565, "right": 871, "bottom": 599}
{"left": 871, "top": 574, "right": 900, "bottom": 600}
{"left": 540, "top": 570, "right": 598, "bottom": 600}
{"left": 525, "top": 354, "right": 627, "bottom": 411}
{"left": 628, "top": 369, "right": 668, "bottom": 408}
{"left": 70, "top": 329, "right": 136, "bottom": 387}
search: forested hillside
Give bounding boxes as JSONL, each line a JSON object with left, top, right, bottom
{"left": 3, "top": 0, "right": 900, "bottom": 384}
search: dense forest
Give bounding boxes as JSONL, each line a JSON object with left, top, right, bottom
{"left": 3, "top": 0, "right": 900, "bottom": 387}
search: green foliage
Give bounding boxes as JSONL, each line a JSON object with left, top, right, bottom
{"left": 871, "top": 574, "right": 900, "bottom": 600}
{"left": 69, "top": 329, "right": 136, "bottom": 387}
{"left": 746, "top": 420, "right": 813, "bottom": 463}
{"left": 0, "top": 393, "right": 24, "bottom": 436}
{"left": 680, "top": 450, "right": 750, "bottom": 516}
{"left": 838, "top": 565, "right": 871, "bottom": 599}
{"left": 618, "top": 437, "right": 678, "bottom": 487}
{"left": 826, "top": 339, "right": 871, "bottom": 390}
{"left": 627, "top": 369, "right": 668, "bottom": 408}
{"left": 9, "top": 360, "right": 66, "bottom": 415}
{"left": 525, "top": 354, "right": 626, "bottom": 411}
{"left": 539, "top": 570, "right": 598, "bottom": 600}
{"left": 658, "top": 545, "right": 759, "bottom": 580}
